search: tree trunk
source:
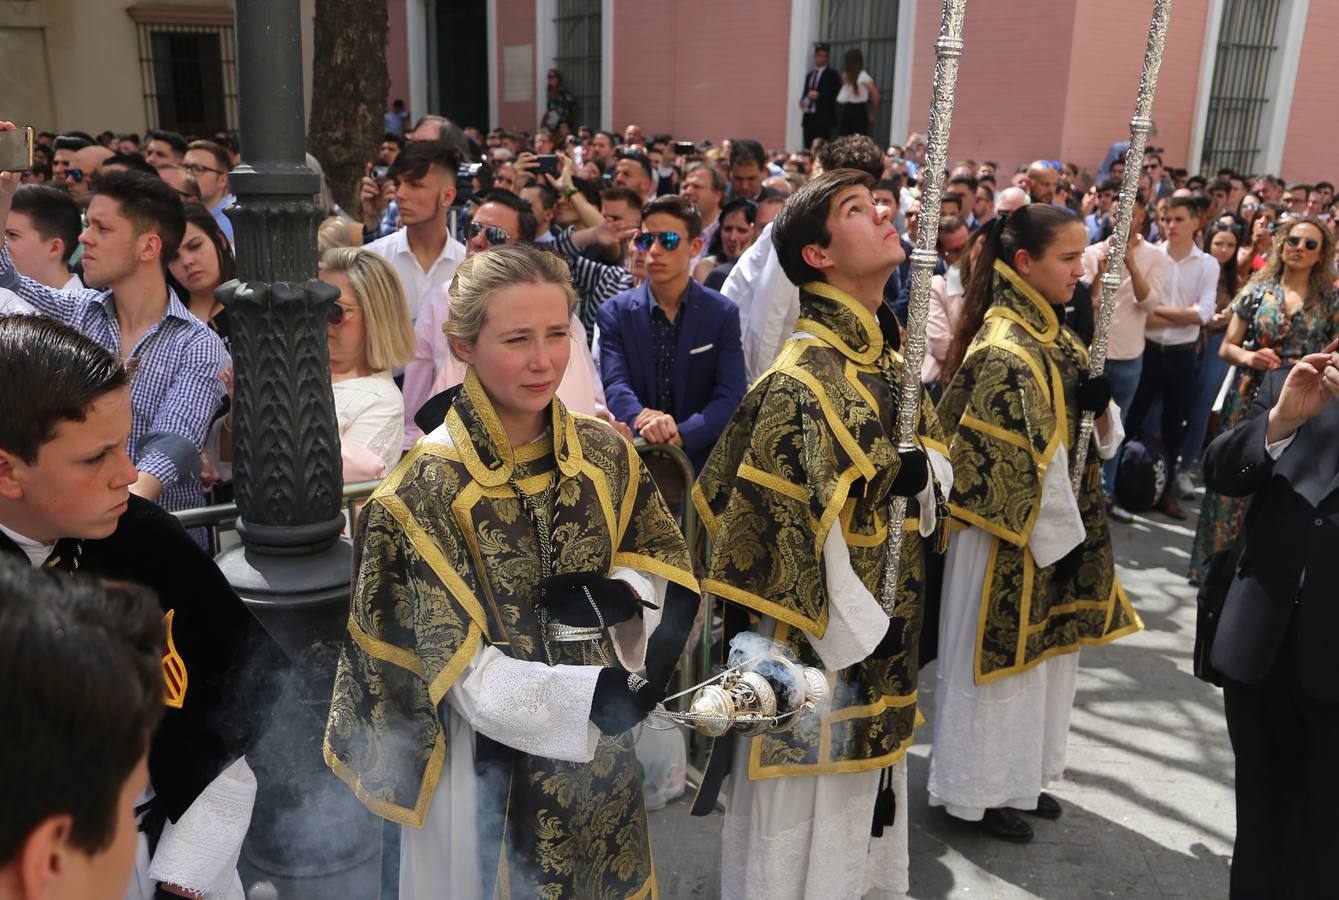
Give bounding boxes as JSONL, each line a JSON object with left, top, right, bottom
{"left": 307, "top": 0, "right": 389, "bottom": 219}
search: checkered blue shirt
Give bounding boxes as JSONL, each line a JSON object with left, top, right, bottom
{"left": 0, "top": 244, "right": 227, "bottom": 515}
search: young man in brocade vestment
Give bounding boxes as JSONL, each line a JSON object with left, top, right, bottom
{"left": 928, "top": 207, "right": 1142, "bottom": 843}
{"left": 324, "top": 246, "right": 700, "bottom": 900}
{"left": 691, "top": 170, "right": 953, "bottom": 899}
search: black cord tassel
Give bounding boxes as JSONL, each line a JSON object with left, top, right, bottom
{"left": 871, "top": 767, "right": 897, "bottom": 837}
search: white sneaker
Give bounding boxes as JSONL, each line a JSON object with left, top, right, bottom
{"left": 1175, "top": 472, "right": 1195, "bottom": 499}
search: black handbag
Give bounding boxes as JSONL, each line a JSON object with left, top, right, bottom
{"left": 1194, "top": 532, "right": 1245, "bottom": 687}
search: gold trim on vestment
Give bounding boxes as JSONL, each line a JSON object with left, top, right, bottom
{"left": 797, "top": 280, "right": 885, "bottom": 365}
{"left": 323, "top": 729, "right": 447, "bottom": 829}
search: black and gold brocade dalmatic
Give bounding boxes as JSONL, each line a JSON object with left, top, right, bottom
{"left": 937, "top": 260, "right": 1142, "bottom": 686}
{"left": 324, "top": 370, "right": 697, "bottom": 900}
{"left": 692, "top": 282, "right": 948, "bottom": 779}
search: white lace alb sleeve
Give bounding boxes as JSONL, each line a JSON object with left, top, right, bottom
{"left": 1094, "top": 400, "right": 1125, "bottom": 460}
{"left": 806, "top": 521, "right": 889, "bottom": 671}
{"left": 1027, "top": 442, "right": 1086, "bottom": 568}
{"left": 606, "top": 566, "right": 665, "bottom": 672}
{"left": 446, "top": 644, "right": 602, "bottom": 763}
{"left": 147, "top": 757, "right": 256, "bottom": 899}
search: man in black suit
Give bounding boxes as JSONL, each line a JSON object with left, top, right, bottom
{"left": 1202, "top": 342, "right": 1339, "bottom": 897}
{"left": 800, "top": 43, "right": 841, "bottom": 150}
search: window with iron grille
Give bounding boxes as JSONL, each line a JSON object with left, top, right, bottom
{"left": 554, "top": 0, "right": 601, "bottom": 130}
{"left": 820, "top": 0, "right": 899, "bottom": 145}
{"left": 130, "top": 8, "right": 237, "bottom": 137}
{"left": 1199, "top": 0, "right": 1283, "bottom": 176}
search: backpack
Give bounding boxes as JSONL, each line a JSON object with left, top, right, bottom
{"left": 1115, "top": 434, "right": 1171, "bottom": 512}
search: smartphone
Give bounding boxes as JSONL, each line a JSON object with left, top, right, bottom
{"left": 536, "top": 154, "right": 559, "bottom": 178}
{"left": 675, "top": 141, "right": 696, "bottom": 157}
{"left": 0, "top": 127, "right": 34, "bottom": 173}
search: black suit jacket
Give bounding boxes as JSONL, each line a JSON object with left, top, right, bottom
{"left": 801, "top": 67, "right": 842, "bottom": 130}
{"left": 0, "top": 497, "right": 288, "bottom": 821}
{"left": 1203, "top": 369, "right": 1339, "bottom": 700}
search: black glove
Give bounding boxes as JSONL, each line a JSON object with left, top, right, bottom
{"left": 870, "top": 620, "right": 901, "bottom": 660}
{"left": 1052, "top": 543, "right": 1085, "bottom": 584}
{"left": 887, "top": 448, "right": 929, "bottom": 498}
{"left": 589, "top": 667, "right": 664, "bottom": 735}
{"left": 540, "top": 571, "right": 647, "bottom": 628}
{"left": 1075, "top": 372, "right": 1112, "bottom": 414}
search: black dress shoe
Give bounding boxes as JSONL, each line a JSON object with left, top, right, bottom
{"left": 1016, "top": 792, "right": 1062, "bottom": 820}
{"left": 977, "top": 807, "right": 1034, "bottom": 843}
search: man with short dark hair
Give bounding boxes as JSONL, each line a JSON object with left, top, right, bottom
{"left": 143, "top": 130, "right": 188, "bottom": 171}
{"left": 1085, "top": 178, "right": 1120, "bottom": 243}
{"left": 362, "top": 140, "right": 467, "bottom": 322}
{"left": 5, "top": 185, "right": 82, "bottom": 291}
{"left": 520, "top": 181, "right": 560, "bottom": 241}
{"left": 51, "top": 134, "right": 92, "bottom": 186}
{"left": 1207, "top": 177, "right": 1232, "bottom": 214}
{"left": 0, "top": 315, "right": 283, "bottom": 900}
{"left": 378, "top": 131, "right": 405, "bottom": 166}
{"left": 0, "top": 153, "right": 227, "bottom": 518}
{"left": 1127, "top": 194, "right": 1220, "bottom": 519}
{"left": 597, "top": 195, "right": 746, "bottom": 470}
{"left": 947, "top": 172, "right": 980, "bottom": 228}
{"left": 66, "top": 145, "right": 114, "bottom": 209}
{"left": 182, "top": 140, "right": 235, "bottom": 241}
{"left": 588, "top": 130, "right": 619, "bottom": 172}
{"left": 693, "top": 168, "right": 949, "bottom": 899}
{"left": 0, "top": 561, "right": 163, "bottom": 900}
{"left": 613, "top": 150, "right": 656, "bottom": 203}
{"left": 1284, "top": 182, "right": 1311, "bottom": 214}
{"left": 726, "top": 139, "right": 776, "bottom": 203}
{"left": 800, "top": 42, "right": 842, "bottom": 148}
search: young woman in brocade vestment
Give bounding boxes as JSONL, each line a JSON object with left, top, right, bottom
{"left": 324, "top": 246, "right": 700, "bottom": 899}
{"left": 929, "top": 207, "right": 1143, "bottom": 843}
{"left": 693, "top": 170, "right": 952, "bottom": 899}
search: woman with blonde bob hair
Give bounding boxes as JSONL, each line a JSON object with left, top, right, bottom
{"left": 325, "top": 245, "right": 701, "bottom": 900}
{"left": 318, "top": 246, "right": 415, "bottom": 478}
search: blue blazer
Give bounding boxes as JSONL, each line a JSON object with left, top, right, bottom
{"left": 597, "top": 280, "right": 746, "bottom": 470}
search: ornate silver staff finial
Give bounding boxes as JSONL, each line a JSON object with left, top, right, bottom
{"left": 880, "top": 0, "right": 968, "bottom": 613}
{"left": 1071, "top": 0, "right": 1174, "bottom": 490}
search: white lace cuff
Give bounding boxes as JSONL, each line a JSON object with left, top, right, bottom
{"left": 147, "top": 757, "right": 256, "bottom": 898}
{"left": 916, "top": 446, "right": 955, "bottom": 536}
{"left": 608, "top": 567, "right": 663, "bottom": 672}
{"left": 808, "top": 522, "right": 887, "bottom": 671}
{"left": 1028, "top": 442, "right": 1086, "bottom": 569}
{"left": 447, "top": 644, "right": 602, "bottom": 763}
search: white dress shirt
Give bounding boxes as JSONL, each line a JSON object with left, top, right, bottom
{"left": 1147, "top": 242, "right": 1219, "bottom": 346}
{"left": 362, "top": 228, "right": 467, "bottom": 322}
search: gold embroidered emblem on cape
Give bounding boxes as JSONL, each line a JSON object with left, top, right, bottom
{"left": 324, "top": 369, "right": 696, "bottom": 899}
{"left": 937, "top": 261, "right": 1143, "bottom": 686}
{"left": 162, "top": 609, "right": 187, "bottom": 709}
{"left": 693, "top": 282, "right": 948, "bottom": 778}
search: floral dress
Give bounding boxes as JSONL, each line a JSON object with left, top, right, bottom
{"left": 1188, "top": 280, "right": 1339, "bottom": 581}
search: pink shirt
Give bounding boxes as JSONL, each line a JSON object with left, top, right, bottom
{"left": 924, "top": 270, "right": 964, "bottom": 383}
{"left": 403, "top": 283, "right": 605, "bottom": 447}
{"left": 1080, "top": 238, "right": 1170, "bottom": 361}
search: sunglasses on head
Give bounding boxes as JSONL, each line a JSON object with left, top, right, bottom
{"left": 1285, "top": 235, "right": 1320, "bottom": 251}
{"left": 632, "top": 231, "right": 682, "bottom": 252}
{"left": 327, "top": 303, "right": 360, "bottom": 325}
{"left": 466, "top": 221, "right": 511, "bottom": 246}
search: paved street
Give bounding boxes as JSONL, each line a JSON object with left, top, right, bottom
{"left": 651, "top": 487, "right": 1236, "bottom": 899}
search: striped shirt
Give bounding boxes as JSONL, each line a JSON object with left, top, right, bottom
{"left": 0, "top": 244, "right": 227, "bottom": 515}
{"left": 554, "top": 228, "right": 635, "bottom": 342}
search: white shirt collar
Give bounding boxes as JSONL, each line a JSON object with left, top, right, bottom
{"left": 0, "top": 523, "right": 55, "bottom": 568}
{"left": 390, "top": 229, "right": 467, "bottom": 271}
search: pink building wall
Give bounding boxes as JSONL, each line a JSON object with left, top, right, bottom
{"left": 612, "top": 0, "right": 790, "bottom": 149}
{"left": 907, "top": 0, "right": 1210, "bottom": 177}
{"left": 1280, "top": 1, "right": 1339, "bottom": 180}
{"left": 906, "top": 0, "right": 1079, "bottom": 174}
{"left": 386, "top": 0, "right": 411, "bottom": 118}
{"left": 496, "top": 8, "right": 538, "bottom": 131}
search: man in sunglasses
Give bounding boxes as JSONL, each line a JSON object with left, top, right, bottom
{"left": 596, "top": 195, "right": 746, "bottom": 471}
{"left": 65, "top": 145, "right": 113, "bottom": 209}
{"left": 182, "top": 140, "right": 235, "bottom": 241}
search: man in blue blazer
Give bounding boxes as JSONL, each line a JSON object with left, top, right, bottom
{"left": 597, "top": 195, "right": 747, "bottom": 471}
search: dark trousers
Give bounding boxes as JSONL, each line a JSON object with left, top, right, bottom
{"left": 802, "top": 119, "right": 831, "bottom": 150}
{"left": 1125, "top": 340, "right": 1196, "bottom": 469}
{"left": 1223, "top": 616, "right": 1339, "bottom": 898}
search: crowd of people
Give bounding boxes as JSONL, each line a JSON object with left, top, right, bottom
{"left": 2, "top": 45, "right": 1339, "bottom": 900}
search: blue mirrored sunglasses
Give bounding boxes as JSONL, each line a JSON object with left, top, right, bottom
{"left": 632, "top": 230, "right": 682, "bottom": 252}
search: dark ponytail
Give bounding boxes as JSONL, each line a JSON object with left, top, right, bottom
{"left": 942, "top": 204, "right": 1079, "bottom": 384}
